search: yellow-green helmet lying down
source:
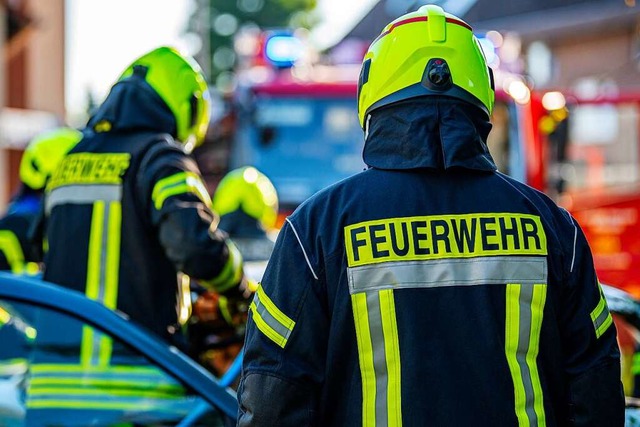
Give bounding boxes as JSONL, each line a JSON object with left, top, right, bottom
{"left": 119, "top": 46, "right": 211, "bottom": 151}
{"left": 19, "top": 127, "right": 83, "bottom": 191}
{"left": 212, "top": 167, "right": 279, "bottom": 231}
{"left": 357, "top": 4, "right": 495, "bottom": 128}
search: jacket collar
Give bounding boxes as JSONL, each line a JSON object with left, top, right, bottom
{"left": 87, "top": 74, "right": 177, "bottom": 137}
{"left": 363, "top": 97, "right": 497, "bottom": 172}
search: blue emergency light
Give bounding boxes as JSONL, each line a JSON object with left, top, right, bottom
{"left": 264, "top": 32, "right": 304, "bottom": 68}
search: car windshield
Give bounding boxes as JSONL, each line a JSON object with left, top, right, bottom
{"left": 232, "top": 96, "right": 365, "bottom": 207}
{"left": 0, "top": 290, "right": 229, "bottom": 426}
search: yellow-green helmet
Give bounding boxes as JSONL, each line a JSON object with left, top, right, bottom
{"left": 119, "top": 46, "right": 211, "bottom": 151}
{"left": 19, "top": 127, "right": 82, "bottom": 190}
{"left": 357, "top": 4, "right": 495, "bottom": 128}
{"left": 212, "top": 167, "right": 279, "bottom": 231}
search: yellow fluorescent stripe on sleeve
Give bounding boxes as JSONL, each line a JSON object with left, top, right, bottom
{"left": 207, "top": 239, "right": 243, "bottom": 291}
{"left": 528, "top": 285, "right": 547, "bottom": 426}
{"left": 352, "top": 293, "right": 376, "bottom": 427}
{"left": 590, "top": 284, "right": 613, "bottom": 339}
{"left": 248, "top": 285, "right": 296, "bottom": 347}
{"left": 152, "top": 172, "right": 212, "bottom": 210}
{"left": 151, "top": 172, "right": 189, "bottom": 200}
{"left": 255, "top": 286, "right": 295, "bottom": 332}
{"left": 505, "top": 284, "right": 528, "bottom": 427}
{"left": 380, "top": 289, "right": 402, "bottom": 427}
{"left": 595, "top": 313, "right": 613, "bottom": 339}
{"left": 0, "top": 230, "right": 25, "bottom": 273}
{"left": 250, "top": 301, "right": 287, "bottom": 348}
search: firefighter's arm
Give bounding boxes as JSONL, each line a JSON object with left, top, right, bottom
{"left": 237, "top": 221, "right": 326, "bottom": 426}
{"left": 559, "top": 214, "right": 625, "bottom": 426}
{"left": 140, "top": 142, "right": 245, "bottom": 293}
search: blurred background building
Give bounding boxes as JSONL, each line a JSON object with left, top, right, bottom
{"left": 1, "top": 0, "right": 639, "bottom": 208}
{"left": 1, "top": 0, "right": 65, "bottom": 209}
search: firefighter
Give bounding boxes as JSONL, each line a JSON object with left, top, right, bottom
{"left": 237, "top": 5, "right": 625, "bottom": 426}
{"left": 189, "top": 166, "right": 277, "bottom": 379}
{"left": 0, "top": 127, "right": 81, "bottom": 274}
{"left": 27, "top": 46, "right": 249, "bottom": 419}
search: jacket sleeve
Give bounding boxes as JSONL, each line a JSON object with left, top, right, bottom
{"left": 558, "top": 211, "right": 625, "bottom": 426}
{"left": 237, "top": 219, "right": 326, "bottom": 427}
{"left": 138, "top": 141, "right": 243, "bottom": 293}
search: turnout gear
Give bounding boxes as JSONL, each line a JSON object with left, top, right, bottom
{"left": 41, "top": 46, "right": 245, "bottom": 342}
{"left": 0, "top": 128, "right": 81, "bottom": 273}
{"left": 30, "top": 47, "right": 247, "bottom": 420}
{"left": 357, "top": 4, "right": 495, "bottom": 127}
{"left": 35, "top": 45, "right": 245, "bottom": 367}
{"left": 238, "top": 6, "right": 624, "bottom": 427}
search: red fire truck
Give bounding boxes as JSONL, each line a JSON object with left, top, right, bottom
{"left": 489, "top": 76, "right": 640, "bottom": 297}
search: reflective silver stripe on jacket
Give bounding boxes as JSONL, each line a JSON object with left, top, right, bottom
{"left": 46, "top": 184, "right": 122, "bottom": 214}
{"left": 348, "top": 256, "right": 547, "bottom": 294}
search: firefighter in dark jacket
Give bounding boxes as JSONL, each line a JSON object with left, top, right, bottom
{"left": 26, "top": 47, "right": 249, "bottom": 417}
{"left": 0, "top": 127, "right": 81, "bottom": 274}
{"left": 237, "top": 5, "right": 625, "bottom": 427}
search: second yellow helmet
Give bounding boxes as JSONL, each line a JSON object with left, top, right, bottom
{"left": 19, "top": 127, "right": 83, "bottom": 191}
{"left": 212, "top": 167, "right": 279, "bottom": 231}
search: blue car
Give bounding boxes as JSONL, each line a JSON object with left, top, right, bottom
{"left": 0, "top": 272, "right": 239, "bottom": 426}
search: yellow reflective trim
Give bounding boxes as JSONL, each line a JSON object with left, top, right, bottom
{"left": 151, "top": 172, "right": 190, "bottom": 200}
{"left": 255, "top": 286, "right": 294, "bottom": 332}
{"left": 28, "top": 386, "right": 184, "bottom": 399}
{"left": 505, "top": 284, "right": 548, "bottom": 427}
{"left": 379, "top": 289, "right": 402, "bottom": 427}
{"left": 528, "top": 285, "right": 547, "bottom": 426}
{"left": 206, "top": 239, "right": 243, "bottom": 291}
{"left": 505, "top": 284, "right": 528, "bottom": 427}
{"left": 98, "top": 201, "right": 122, "bottom": 367}
{"left": 31, "top": 364, "right": 175, "bottom": 375}
{"left": 249, "top": 300, "right": 287, "bottom": 348}
{"left": 595, "top": 313, "right": 613, "bottom": 339}
{"left": 590, "top": 284, "right": 613, "bottom": 339}
{"left": 249, "top": 286, "right": 295, "bottom": 348}
{"left": 352, "top": 293, "right": 376, "bottom": 427}
{"left": 27, "top": 398, "right": 184, "bottom": 410}
{"left": 48, "top": 153, "right": 130, "bottom": 190}
{"left": 29, "top": 378, "right": 183, "bottom": 392}
{"left": 344, "top": 213, "right": 547, "bottom": 267}
{"left": 0, "top": 230, "right": 25, "bottom": 273}
{"left": 0, "top": 306, "right": 11, "bottom": 325}
{"left": 104, "top": 201, "right": 122, "bottom": 310}
{"left": 82, "top": 201, "right": 105, "bottom": 366}
{"left": 152, "top": 171, "right": 212, "bottom": 210}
